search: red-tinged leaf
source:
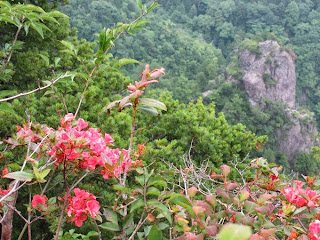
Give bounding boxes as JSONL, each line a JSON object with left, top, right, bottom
{"left": 249, "top": 234, "right": 263, "bottom": 240}
{"left": 118, "top": 96, "right": 130, "bottom": 110}
{"left": 4, "top": 171, "right": 34, "bottom": 182}
{"left": 240, "top": 216, "right": 255, "bottom": 226}
{"left": 257, "top": 193, "right": 274, "bottom": 204}
{"left": 244, "top": 201, "right": 258, "bottom": 212}
{"left": 225, "top": 181, "right": 239, "bottom": 191}
{"left": 260, "top": 229, "right": 275, "bottom": 238}
{"left": 215, "top": 187, "right": 230, "bottom": 200}
{"left": 103, "top": 208, "right": 118, "bottom": 225}
{"left": 239, "top": 190, "right": 250, "bottom": 202}
{"left": 255, "top": 204, "right": 275, "bottom": 215}
{"left": 207, "top": 225, "right": 218, "bottom": 236}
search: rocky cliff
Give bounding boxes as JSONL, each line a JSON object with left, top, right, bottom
{"left": 232, "top": 40, "right": 318, "bottom": 164}
{"left": 239, "top": 40, "right": 296, "bottom": 107}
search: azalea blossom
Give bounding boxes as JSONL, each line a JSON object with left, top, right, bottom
{"left": 31, "top": 195, "right": 47, "bottom": 211}
{"left": 309, "top": 220, "right": 320, "bottom": 240}
{"left": 66, "top": 188, "right": 100, "bottom": 227}
{"left": 281, "top": 180, "right": 319, "bottom": 208}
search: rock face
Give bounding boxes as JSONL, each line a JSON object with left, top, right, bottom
{"left": 239, "top": 40, "right": 296, "bottom": 107}
{"left": 275, "top": 110, "right": 318, "bottom": 163}
{"left": 235, "top": 40, "right": 318, "bottom": 164}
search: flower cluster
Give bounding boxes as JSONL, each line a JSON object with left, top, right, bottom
{"left": 281, "top": 180, "right": 319, "bottom": 208}
{"left": 31, "top": 195, "right": 47, "bottom": 211}
{"left": 47, "top": 113, "right": 131, "bottom": 179}
{"left": 66, "top": 188, "right": 100, "bottom": 227}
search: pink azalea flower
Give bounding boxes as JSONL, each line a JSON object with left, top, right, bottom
{"left": 77, "top": 118, "right": 88, "bottom": 131}
{"left": 31, "top": 195, "right": 47, "bottom": 210}
{"left": 66, "top": 188, "right": 100, "bottom": 227}
{"left": 309, "top": 220, "right": 320, "bottom": 240}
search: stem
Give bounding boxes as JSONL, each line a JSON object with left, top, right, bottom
{"left": 93, "top": 218, "right": 102, "bottom": 240}
{"left": 297, "top": 217, "right": 308, "bottom": 233}
{"left": 121, "top": 102, "right": 137, "bottom": 187}
{"left": 17, "top": 223, "right": 28, "bottom": 240}
{"left": 54, "top": 191, "right": 69, "bottom": 240}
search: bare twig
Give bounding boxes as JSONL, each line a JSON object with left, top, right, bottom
{"left": 0, "top": 73, "right": 72, "bottom": 102}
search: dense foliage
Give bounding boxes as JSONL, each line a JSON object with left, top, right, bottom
{"left": 61, "top": 0, "right": 320, "bottom": 173}
{"left": 1, "top": 0, "right": 320, "bottom": 239}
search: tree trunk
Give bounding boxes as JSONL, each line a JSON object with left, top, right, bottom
{"left": 1, "top": 181, "right": 18, "bottom": 240}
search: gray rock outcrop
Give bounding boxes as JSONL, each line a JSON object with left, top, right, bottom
{"left": 232, "top": 40, "right": 318, "bottom": 164}
{"left": 239, "top": 40, "right": 296, "bottom": 107}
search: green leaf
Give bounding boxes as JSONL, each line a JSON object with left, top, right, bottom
{"left": 123, "top": 212, "right": 134, "bottom": 230}
{"left": 0, "top": 16, "right": 16, "bottom": 26}
{"left": 147, "top": 3, "right": 160, "bottom": 13}
{"left": 39, "top": 54, "right": 50, "bottom": 66}
{"left": 47, "top": 11, "right": 68, "bottom": 19}
{"left": 30, "top": 22, "right": 44, "bottom": 38}
{"left": 4, "top": 171, "right": 35, "bottom": 182}
{"left": 135, "top": 175, "right": 145, "bottom": 186}
{"left": 148, "top": 176, "right": 167, "bottom": 188}
{"left": 60, "top": 40, "right": 74, "bottom": 51}
{"left": 54, "top": 57, "right": 61, "bottom": 67}
{"left": 148, "top": 201, "right": 172, "bottom": 225}
{"left": 0, "top": 1, "right": 11, "bottom": 9}
{"left": 118, "top": 58, "right": 139, "bottom": 67}
{"left": 103, "top": 208, "right": 118, "bottom": 225}
{"left": 12, "top": 41, "right": 24, "bottom": 50}
{"left": 146, "top": 187, "right": 160, "bottom": 196}
{"left": 99, "top": 28, "right": 107, "bottom": 52}
{"left": 33, "top": 166, "right": 41, "bottom": 180}
{"left": 39, "top": 169, "right": 51, "bottom": 179}
{"left": 19, "top": 4, "right": 45, "bottom": 13}
{"left": 130, "top": 199, "right": 144, "bottom": 213}
{"left": 137, "top": 0, "right": 143, "bottom": 9}
{"left": 148, "top": 225, "right": 162, "bottom": 240}
{"left": 48, "top": 197, "right": 56, "bottom": 204}
{"left": 112, "top": 184, "right": 130, "bottom": 194}
{"left": 293, "top": 206, "right": 307, "bottom": 216}
{"left": 140, "top": 98, "right": 167, "bottom": 111}
{"left": 168, "top": 194, "right": 195, "bottom": 217}
{"left": 0, "top": 90, "right": 18, "bottom": 99}
{"left": 139, "top": 106, "right": 159, "bottom": 116}
{"left": 99, "top": 222, "right": 120, "bottom": 231}
{"left": 218, "top": 224, "right": 252, "bottom": 240}
{"left": 0, "top": 102, "right": 16, "bottom": 115}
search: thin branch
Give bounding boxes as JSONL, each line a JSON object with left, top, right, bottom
{"left": 0, "top": 73, "right": 72, "bottom": 102}
{"left": 0, "top": 20, "right": 23, "bottom": 75}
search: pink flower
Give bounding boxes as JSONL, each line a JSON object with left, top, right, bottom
{"left": 31, "top": 195, "right": 47, "bottom": 210}
{"left": 281, "top": 181, "right": 319, "bottom": 208}
{"left": 309, "top": 220, "right": 320, "bottom": 240}
{"left": 60, "top": 113, "right": 74, "bottom": 126}
{"left": 66, "top": 188, "right": 100, "bottom": 227}
{"left": 77, "top": 118, "right": 88, "bottom": 131}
